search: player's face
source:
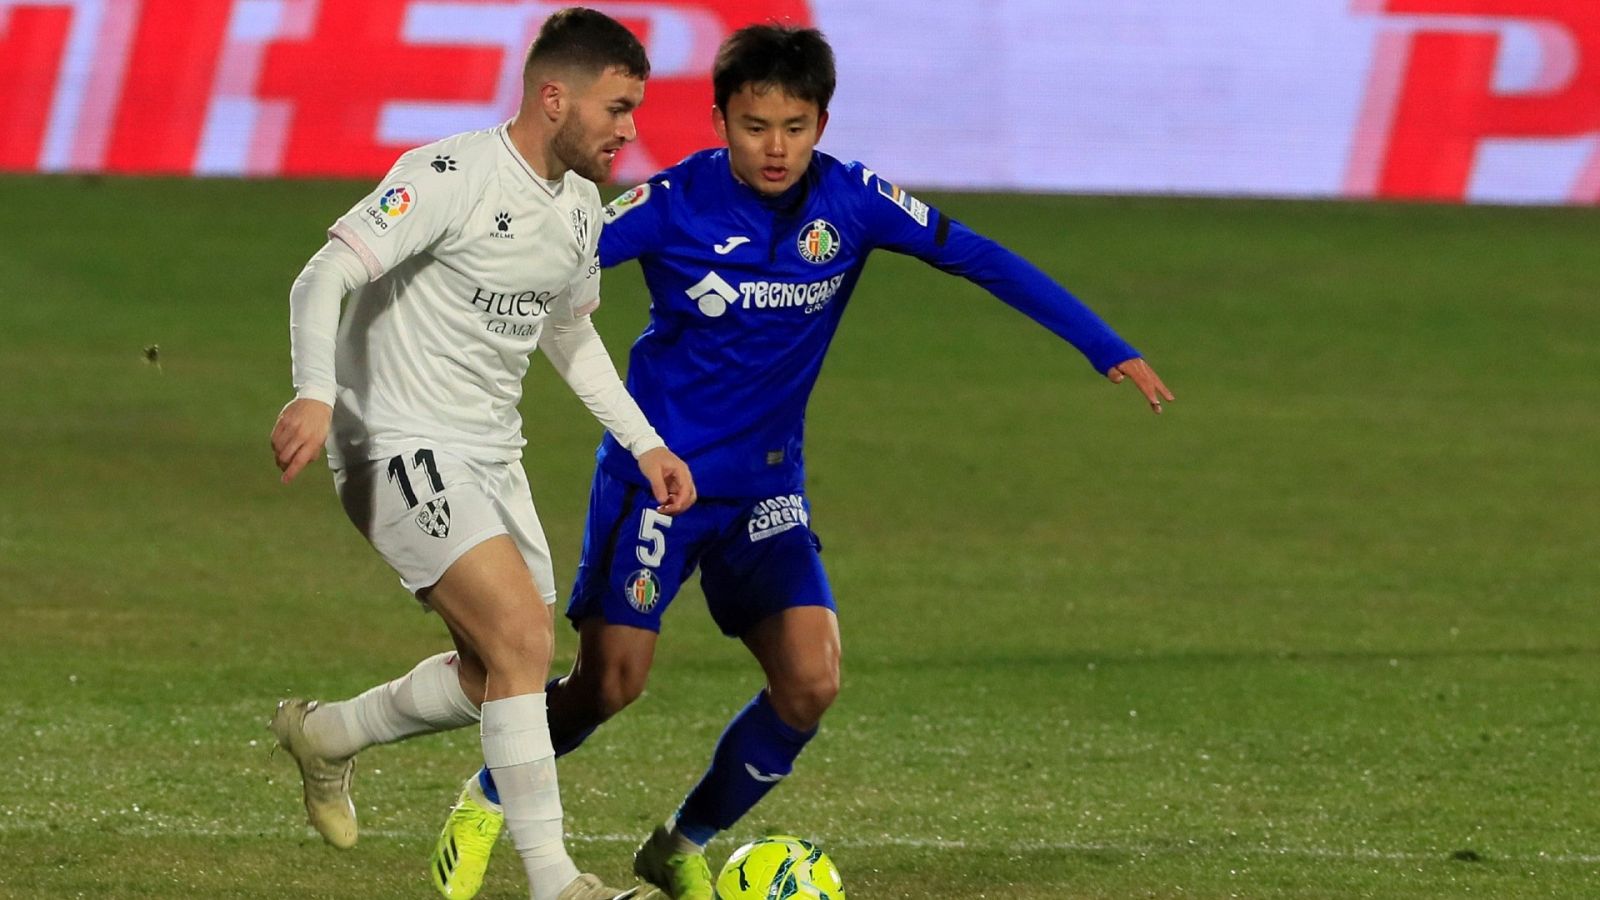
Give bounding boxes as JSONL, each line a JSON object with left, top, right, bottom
{"left": 713, "top": 84, "right": 828, "bottom": 196}
{"left": 553, "top": 66, "right": 644, "bottom": 183}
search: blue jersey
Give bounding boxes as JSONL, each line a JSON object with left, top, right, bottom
{"left": 595, "top": 148, "right": 1138, "bottom": 499}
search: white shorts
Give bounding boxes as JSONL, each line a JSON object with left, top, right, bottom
{"left": 332, "top": 446, "right": 557, "bottom": 603}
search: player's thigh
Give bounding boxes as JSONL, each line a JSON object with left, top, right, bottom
{"left": 487, "top": 460, "right": 560, "bottom": 605}
{"left": 699, "top": 492, "right": 836, "bottom": 639}
{"left": 423, "top": 534, "right": 553, "bottom": 677}
{"left": 742, "top": 605, "right": 841, "bottom": 701}
{"left": 333, "top": 447, "right": 509, "bottom": 597}
{"left": 564, "top": 616, "right": 661, "bottom": 711}
{"left": 567, "top": 467, "right": 721, "bottom": 633}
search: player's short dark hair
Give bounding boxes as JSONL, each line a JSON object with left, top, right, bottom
{"left": 525, "top": 8, "right": 650, "bottom": 82}
{"left": 713, "top": 24, "right": 836, "bottom": 115}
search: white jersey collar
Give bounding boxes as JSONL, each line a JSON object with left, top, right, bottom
{"left": 498, "top": 123, "right": 565, "bottom": 199}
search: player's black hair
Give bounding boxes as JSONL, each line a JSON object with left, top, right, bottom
{"left": 713, "top": 24, "right": 836, "bottom": 114}
{"left": 525, "top": 8, "right": 650, "bottom": 81}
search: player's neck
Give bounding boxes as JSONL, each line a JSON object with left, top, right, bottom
{"left": 506, "top": 114, "right": 568, "bottom": 182}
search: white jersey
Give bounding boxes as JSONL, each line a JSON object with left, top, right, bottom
{"left": 323, "top": 124, "right": 604, "bottom": 467}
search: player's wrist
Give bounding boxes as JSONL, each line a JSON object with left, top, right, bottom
{"left": 628, "top": 433, "right": 667, "bottom": 459}
{"left": 293, "top": 386, "right": 337, "bottom": 408}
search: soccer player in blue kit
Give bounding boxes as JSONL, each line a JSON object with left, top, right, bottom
{"left": 430, "top": 23, "right": 1173, "bottom": 900}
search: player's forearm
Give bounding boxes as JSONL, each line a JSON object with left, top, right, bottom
{"left": 289, "top": 239, "right": 367, "bottom": 403}
{"left": 539, "top": 317, "right": 665, "bottom": 457}
{"left": 939, "top": 227, "right": 1138, "bottom": 373}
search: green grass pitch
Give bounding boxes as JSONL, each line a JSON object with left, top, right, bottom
{"left": 1, "top": 175, "right": 1597, "bottom": 898}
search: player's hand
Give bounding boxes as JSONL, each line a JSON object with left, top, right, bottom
{"left": 271, "top": 397, "right": 333, "bottom": 484}
{"left": 637, "top": 446, "right": 697, "bottom": 516}
{"left": 1107, "top": 358, "right": 1174, "bottom": 414}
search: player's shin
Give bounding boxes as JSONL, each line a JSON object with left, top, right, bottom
{"left": 481, "top": 693, "right": 581, "bottom": 900}
{"left": 306, "top": 651, "right": 480, "bottom": 757}
{"left": 475, "top": 674, "right": 601, "bottom": 805}
{"left": 672, "top": 690, "right": 816, "bottom": 846}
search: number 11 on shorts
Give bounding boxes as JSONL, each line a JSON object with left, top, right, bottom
{"left": 386, "top": 449, "right": 444, "bottom": 509}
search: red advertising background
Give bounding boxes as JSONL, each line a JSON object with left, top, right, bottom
{"left": 3, "top": 0, "right": 1598, "bottom": 203}
{"left": 0, "top": 0, "right": 810, "bottom": 179}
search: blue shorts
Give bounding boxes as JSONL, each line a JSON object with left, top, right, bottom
{"left": 567, "top": 467, "right": 835, "bottom": 637}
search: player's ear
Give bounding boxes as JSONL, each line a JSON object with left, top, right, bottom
{"left": 814, "top": 110, "right": 829, "bottom": 143}
{"left": 539, "top": 80, "right": 565, "bottom": 122}
{"left": 711, "top": 105, "right": 728, "bottom": 142}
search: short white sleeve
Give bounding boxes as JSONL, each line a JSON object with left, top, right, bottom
{"left": 328, "top": 150, "right": 468, "bottom": 280}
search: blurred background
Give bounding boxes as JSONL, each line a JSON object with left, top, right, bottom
{"left": 4, "top": 0, "right": 1599, "bottom": 203}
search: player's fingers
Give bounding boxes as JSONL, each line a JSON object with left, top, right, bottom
{"left": 1107, "top": 365, "right": 1125, "bottom": 384}
{"left": 675, "top": 464, "right": 700, "bottom": 509}
{"left": 657, "top": 473, "right": 684, "bottom": 515}
{"left": 271, "top": 417, "right": 295, "bottom": 454}
{"left": 274, "top": 434, "right": 298, "bottom": 471}
{"left": 282, "top": 442, "right": 319, "bottom": 484}
{"left": 1132, "top": 371, "right": 1173, "bottom": 406}
{"left": 277, "top": 428, "right": 318, "bottom": 472}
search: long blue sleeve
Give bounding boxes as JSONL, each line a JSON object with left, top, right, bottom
{"left": 851, "top": 166, "right": 1139, "bottom": 374}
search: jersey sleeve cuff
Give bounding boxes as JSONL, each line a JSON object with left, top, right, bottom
{"left": 626, "top": 431, "right": 666, "bottom": 458}
{"left": 294, "top": 385, "right": 337, "bottom": 406}
{"left": 328, "top": 223, "right": 385, "bottom": 282}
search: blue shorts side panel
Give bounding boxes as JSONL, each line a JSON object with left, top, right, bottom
{"left": 700, "top": 493, "right": 835, "bottom": 637}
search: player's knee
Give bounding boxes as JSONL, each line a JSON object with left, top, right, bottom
{"left": 476, "top": 621, "right": 554, "bottom": 679}
{"left": 591, "top": 664, "right": 647, "bottom": 719}
{"left": 770, "top": 670, "right": 839, "bottom": 730}
{"left": 453, "top": 653, "right": 489, "bottom": 706}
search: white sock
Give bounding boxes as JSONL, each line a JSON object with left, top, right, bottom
{"left": 305, "top": 652, "right": 480, "bottom": 758}
{"left": 482, "top": 693, "right": 580, "bottom": 900}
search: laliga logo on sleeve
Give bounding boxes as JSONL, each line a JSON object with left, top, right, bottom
{"left": 605, "top": 183, "right": 651, "bottom": 220}
{"left": 363, "top": 182, "right": 415, "bottom": 234}
{"left": 797, "top": 219, "right": 840, "bottom": 264}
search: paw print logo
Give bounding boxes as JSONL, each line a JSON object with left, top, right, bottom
{"left": 430, "top": 155, "right": 457, "bottom": 173}
{"left": 495, "top": 212, "right": 512, "bottom": 232}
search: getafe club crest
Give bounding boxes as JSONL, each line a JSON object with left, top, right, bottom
{"left": 624, "top": 568, "right": 661, "bottom": 613}
{"left": 414, "top": 497, "right": 451, "bottom": 538}
{"left": 797, "top": 218, "right": 840, "bottom": 264}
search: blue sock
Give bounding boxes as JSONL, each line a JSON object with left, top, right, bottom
{"left": 477, "top": 676, "right": 596, "bottom": 806}
{"left": 476, "top": 764, "right": 500, "bottom": 805}
{"left": 674, "top": 691, "right": 816, "bottom": 846}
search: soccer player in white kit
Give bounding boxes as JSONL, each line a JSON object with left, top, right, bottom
{"left": 266, "top": 10, "right": 691, "bottom": 900}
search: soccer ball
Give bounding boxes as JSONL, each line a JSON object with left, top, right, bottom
{"left": 714, "top": 835, "right": 846, "bottom": 900}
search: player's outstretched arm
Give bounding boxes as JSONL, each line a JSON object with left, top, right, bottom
{"left": 272, "top": 398, "right": 332, "bottom": 484}
{"left": 637, "top": 447, "right": 697, "bottom": 516}
{"left": 1106, "top": 357, "right": 1174, "bottom": 414}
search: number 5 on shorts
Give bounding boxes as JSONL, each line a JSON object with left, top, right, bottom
{"left": 636, "top": 508, "right": 673, "bottom": 567}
